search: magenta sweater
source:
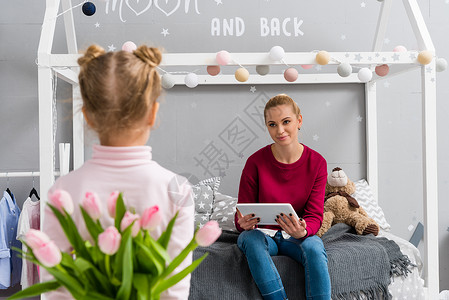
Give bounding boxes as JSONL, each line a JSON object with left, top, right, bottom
{"left": 236, "top": 144, "right": 327, "bottom": 238}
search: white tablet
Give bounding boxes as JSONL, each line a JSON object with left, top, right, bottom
{"left": 236, "top": 203, "right": 300, "bottom": 225}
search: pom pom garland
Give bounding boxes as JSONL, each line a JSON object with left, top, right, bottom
{"left": 337, "top": 63, "right": 352, "bottom": 77}
{"left": 436, "top": 58, "right": 447, "bottom": 72}
{"left": 207, "top": 65, "right": 220, "bottom": 76}
{"left": 161, "top": 73, "right": 176, "bottom": 89}
{"left": 283, "top": 68, "right": 298, "bottom": 82}
{"left": 185, "top": 73, "right": 199, "bottom": 88}
{"left": 357, "top": 68, "right": 373, "bottom": 82}
{"left": 316, "top": 51, "right": 330, "bottom": 65}
{"left": 82, "top": 2, "right": 96, "bottom": 16}
{"left": 417, "top": 50, "right": 433, "bottom": 65}
{"left": 375, "top": 64, "right": 389, "bottom": 77}
{"left": 216, "top": 50, "right": 231, "bottom": 66}
{"left": 256, "top": 65, "right": 270, "bottom": 76}
{"left": 235, "top": 68, "right": 249, "bottom": 82}
{"left": 269, "top": 46, "right": 285, "bottom": 61}
{"left": 122, "top": 41, "right": 137, "bottom": 53}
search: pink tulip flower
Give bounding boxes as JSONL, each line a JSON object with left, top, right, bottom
{"left": 25, "top": 229, "right": 51, "bottom": 250}
{"left": 141, "top": 206, "right": 162, "bottom": 231}
{"left": 195, "top": 221, "right": 222, "bottom": 247}
{"left": 82, "top": 192, "right": 102, "bottom": 220}
{"left": 107, "top": 191, "right": 120, "bottom": 218}
{"left": 49, "top": 189, "right": 74, "bottom": 215}
{"left": 98, "top": 226, "right": 121, "bottom": 255}
{"left": 120, "top": 211, "right": 141, "bottom": 237}
{"left": 33, "top": 240, "right": 62, "bottom": 268}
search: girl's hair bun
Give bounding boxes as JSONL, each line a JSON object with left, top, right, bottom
{"left": 133, "top": 46, "right": 162, "bottom": 67}
{"left": 78, "top": 45, "right": 106, "bottom": 67}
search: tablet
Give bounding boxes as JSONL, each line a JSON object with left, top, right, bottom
{"left": 236, "top": 203, "right": 299, "bottom": 225}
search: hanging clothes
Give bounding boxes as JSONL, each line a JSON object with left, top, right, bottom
{"left": 16, "top": 197, "right": 40, "bottom": 289}
{"left": 0, "top": 191, "right": 22, "bottom": 289}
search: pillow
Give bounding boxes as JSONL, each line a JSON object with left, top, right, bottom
{"left": 192, "top": 177, "right": 221, "bottom": 228}
{"left": 210, "top": 192, "right": 238, "bottom": 232}
{"left": 353, "top": 179, "right": 391, "bottom": 231}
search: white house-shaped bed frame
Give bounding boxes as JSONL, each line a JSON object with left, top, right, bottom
{"left": 37, "top": 0, "right": 439, "bottom": 298}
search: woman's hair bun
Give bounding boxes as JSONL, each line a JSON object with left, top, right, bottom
{"left": 78, "top": 45, "right": 106, "bottom": 67}
{"left": 133, "top": 46, "right": 162, "bottom": 67}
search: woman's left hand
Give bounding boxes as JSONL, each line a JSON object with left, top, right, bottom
{"left": 275, "top": 213, "right": 307, "bottom": 239}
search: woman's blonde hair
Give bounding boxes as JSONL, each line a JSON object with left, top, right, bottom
{"left": 264, "top": 94, "right": 301, "bottom": 123}
{"left": 77, "top": 44, "right": 162, "bottom": 139}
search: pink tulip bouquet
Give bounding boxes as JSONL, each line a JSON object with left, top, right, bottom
{"left": 9, "top": 190, "right": 221, "bottom": 300}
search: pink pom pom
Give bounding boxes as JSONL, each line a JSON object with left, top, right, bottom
{"left": 284, "top": 68, "right": 298, "bottom": 82}
{"left": 122, "top": 41, "right": 137, "bottom": 53}
{"left": 393, "top": 45, "right": 407, "bottom": 52}
{"left": 301, "top": 64, "right": 314, "bottom": 70}
{"left": 216, "top": 50, "right": 231, "bottom": 66}
{"left": 375, "top": 64, "right": 389, "bottom": 77}
{"left": 207, "top": 65, "right": 221, "bottom": 76}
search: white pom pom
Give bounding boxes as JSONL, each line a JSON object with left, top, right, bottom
{"left": 357, "top": 68, "right": 372, "bottom": 82}
{"left": 161, "top": 73, "right": 176, "bottom": 89}
{"left": 184, "top": 73, "right": 199, "bottom": 88}
{"left": 269, "top": 46, "right": 285, "bottom": 61}
{"left": 436, "top": 58, "right": 447, "bottom": 72}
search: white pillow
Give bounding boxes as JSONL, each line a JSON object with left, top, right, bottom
{"left": 353, "top": 179, "right": 391, "bottom": 231}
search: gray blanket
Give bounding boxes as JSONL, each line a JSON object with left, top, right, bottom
{"left": 190, "top": 224, "right": 414, "bottom": 300}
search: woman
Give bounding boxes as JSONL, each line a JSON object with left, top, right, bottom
{"left": 236, "top": 94, "right": 331, "bottom": 300}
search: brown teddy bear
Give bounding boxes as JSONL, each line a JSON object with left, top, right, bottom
{"left": 316, "top": 167, "right": 379, "bottom": 237}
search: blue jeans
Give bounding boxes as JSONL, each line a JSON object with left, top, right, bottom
{"left": 237, "top": 230, "right": 331, "bottom": 300}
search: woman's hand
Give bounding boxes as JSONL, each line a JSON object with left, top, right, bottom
{"left": 275, "top": 213, "right": 307, "bottom": 239}
{"left": 236, "top": 208, "right": 260, "bottom": 231}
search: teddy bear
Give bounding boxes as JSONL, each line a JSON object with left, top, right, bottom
{"left": 316, "top": 167, "right": 379, "bottom": 237}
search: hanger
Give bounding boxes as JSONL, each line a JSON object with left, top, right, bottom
{"left": 6, "top": 172, "right": 13, "bottom": 198}
{"left": 29, "top": 172, "right": 40, "bottom": 201}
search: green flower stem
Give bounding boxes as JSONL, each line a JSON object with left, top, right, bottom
{"left": 56, "top": 264, "right": 68, "bottom": 274}
{"left": 105, "top": 254, "right": 111, "bottom": 279}
{"left": 152, "top": 237, "right": 198, "bottom": 294}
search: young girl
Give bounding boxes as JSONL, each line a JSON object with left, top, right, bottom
{"left": 42, "top": 45, "right": 194, "bottom": 299}
{"left": 236, "top": 94, "right": 331, "bottom": 300}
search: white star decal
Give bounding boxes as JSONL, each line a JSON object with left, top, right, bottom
{"left": 354, "top": 53, "right": 363, "bottom": 62}
{"left": 313, "top": 134, "right": 319, "bottom": 141}
{"left": 202, "top": 192, "right": 210, "bottom": 199}
{"left": 201, "top": 215, "right": 208, "bottom": 221}
{"left": 222, "top": 216, "right": 228, "bottom": 222}
{"left": 391, "top": 53, "right": 400, "bottom": 61}
{"left": 340, "top": 34, "right": 346, "bottom": 41}
{"left": 94, "top": 22, "right": 100, "bottom": 28}
{"left": 360, "top": 2, "right": 366, "bottom": 8}
{"left": 384, "top": 81, "right": 391, "bottom": 88}
{"left": 215, "top": 0, "right": 222, "bottom": 4}
{"left": 198, "top": 202, "right": 205, "bottom": 209}
{"left": 356, "top": 115, "right": 363, "bottom": 122}
{"left": 161, "top": 28, "right": 170, "bottom": 37}
{"left": 108, "top": 44, "right": 116, "bottom": 52}
{"left": 426, "top": 66, "right": 433, "bottom": 73}
{"left": 410, "top": 53, "right": 417, "bottom": 60}
{"left": 250, "top": 86, "right": 256, "bottom": 93}
{"left": 384, "top": 38, "right": 390, "bottom": 44}
{"left": 315, "top": 65, "right": 322, "bottom": 71}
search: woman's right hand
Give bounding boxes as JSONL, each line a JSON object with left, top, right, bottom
{"left": 236, "top": 208, "right": 260, "bottom": 231}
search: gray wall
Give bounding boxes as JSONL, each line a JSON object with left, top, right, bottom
{"left": 1, "top": 0, "right": 448, "bottom": 296}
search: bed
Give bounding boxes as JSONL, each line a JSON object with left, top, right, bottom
{"left": 188, "top": 178, "right": 425, "bottom": 300}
